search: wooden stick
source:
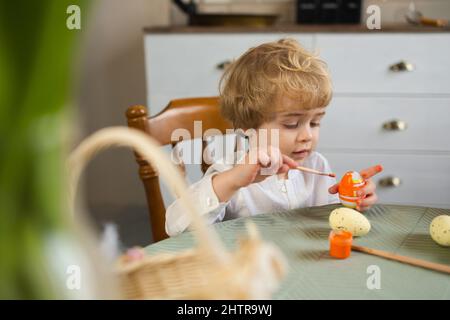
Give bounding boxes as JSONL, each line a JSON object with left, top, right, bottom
{"left": 351, "top": 245, "right": 450, "bottom": 275}
{"left": 294, "top": 166, "right": 336, "bottom": 178}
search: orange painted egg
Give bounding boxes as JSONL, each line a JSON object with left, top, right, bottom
{"left": 338, "top": 171, "right": 366, "bottom": 209}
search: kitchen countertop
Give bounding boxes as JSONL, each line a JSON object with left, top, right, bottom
{"left": 144, "top": 24, "right": 450, "bottom": 34}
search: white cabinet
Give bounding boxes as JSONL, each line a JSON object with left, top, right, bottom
{"left": 323, "top": 152, "right": 450, "bottom": 208}
{"left": 316, "top": 34, "right": 450, "bottom": 94}
{"left": 319, "top": 97, "right": 450, "bottom": 152}
{"left": 144, "top": 29, "right": 450, "bottom": 208}
{"left": 315, "top": 33, "right": 450, "bottom": 209}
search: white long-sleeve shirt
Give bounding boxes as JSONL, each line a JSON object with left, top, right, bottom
{"left": 165, "top": 150, "right": 340, "bottom": 237}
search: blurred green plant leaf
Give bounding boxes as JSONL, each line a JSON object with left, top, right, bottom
{"left": 0, "top": 0, "right": 88, "bottom": 299}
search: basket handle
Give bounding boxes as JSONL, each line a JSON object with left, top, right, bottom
{"left": 68, "top": 126, "right": 229, "bottom": 263}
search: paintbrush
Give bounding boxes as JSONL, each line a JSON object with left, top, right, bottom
{"left": 294, "top": 166, "right": 336, "bottom": 178}
{"left": 352, "top": 245, "right": 450, "bottom": 275}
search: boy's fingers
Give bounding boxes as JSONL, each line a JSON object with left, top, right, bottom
{"left": 277, "top": 164, "right": 289, "bottom": 174}
{"left": 357, "top": 179, "right": 375, "bottom": 198}
{"left": 270, "top": 151, "right": 281, "bottom": 172}
{"left": 358, "top": 193, "right": 378, "bottom": 211}
{"left": 257, "top": 150, "right": 270, "bottom": 167}
{"left": 268, "top": 147, "right": 280, "bottom": 167}
{"left": 360, "top": 164, "right": 383, "bottom": 180}
{"left": 328, "top": 183, "right": 339, "bottom": 194}
{"left": 282, "top": 154, "right": 299, "bottom": 168}
{"left": 258, "top": 148, "right": 280, "bottom": 176}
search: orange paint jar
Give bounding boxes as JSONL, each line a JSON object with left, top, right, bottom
{"left": 329, "top": 230, "right": 353, "bottom": 259}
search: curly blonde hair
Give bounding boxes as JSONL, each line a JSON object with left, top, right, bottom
{"left": 219, "top": 38, "right": 332, "bottom": 129}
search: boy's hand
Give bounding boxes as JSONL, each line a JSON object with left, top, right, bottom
{"left": 233, "top": 145, "right": 298, "bottom": 188}
{"left": 328, "top": 165, "right": 383, "bottom": 212}
{"left": 212, "top": 146, "right": 298, "bottom": 203}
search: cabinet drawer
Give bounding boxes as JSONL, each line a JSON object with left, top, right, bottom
{"left": 319, "top": 97, "right": 450, "bottom": 152}
{"left": 144, "top": 33, "right": 314, "bottom": 99}
{"left": 316, "top": 34, "right": 450, "bottom": 94}
{"left": 321, "top": 152, "right": 450, "bottom": 209}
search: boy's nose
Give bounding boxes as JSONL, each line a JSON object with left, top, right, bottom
{"left": 296, "top": 126, "right": 313, "bottom": 142}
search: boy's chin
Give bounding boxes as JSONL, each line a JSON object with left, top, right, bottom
{"left": 292, "top": 157, "right": 305, "bottom": 166}
{"left": 291, "top": 151, "right": 310, "bottom": 163}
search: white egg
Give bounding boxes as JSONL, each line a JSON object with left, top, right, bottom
{"left": 430, "top": 215, "right": 450, "bottom": 247}
{"left": 329, "top": 207, "right": 371, "bottom": 237}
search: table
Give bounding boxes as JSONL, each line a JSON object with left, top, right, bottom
{"left": 145, "top": 204, "right": 450, "bottom": 299}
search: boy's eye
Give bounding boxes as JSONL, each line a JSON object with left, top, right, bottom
{"left": 311, "top": 122, "right": 321, "bottom": 127}
{"left": 283, "top": 122, "right": 298, "bottom": 129}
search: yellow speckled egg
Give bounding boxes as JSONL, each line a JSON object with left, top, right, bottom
{"left": 430, "top": 215, "right": 450, "bottom": 247}
{"left": 329, "top": 207, "right": 371, "bottom": 237}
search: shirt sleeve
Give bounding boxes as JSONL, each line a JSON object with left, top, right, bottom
{"left": 165, "top": 161, "right": 232, "bottom": 237}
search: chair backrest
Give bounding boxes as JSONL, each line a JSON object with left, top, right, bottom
{"left": 126, "top": 97, "right": 233, "bottom": 242}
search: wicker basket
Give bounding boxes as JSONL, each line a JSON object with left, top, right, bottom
{"left": 69, "top": 126, "right": 287, "bottom": 299}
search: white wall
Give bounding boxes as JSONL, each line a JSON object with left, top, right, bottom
{"left": 75, "top": 0, "right": 170, "bottom": 243}
{"left": 363, "top": 0, "right": 450, "bottom": 24}
{"left": 172, "top": 0, "right": 450, "bottom": 25}
{"left": 77, "top": 0, "right": 170, "bottom": 206}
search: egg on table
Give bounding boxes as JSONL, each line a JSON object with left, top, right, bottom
{"left": 338, "top": 171, "right": 366, "bottom": 209}
{"left": 430, "top": 215, "right": 450, "bottom": 247}
{"left": 329, "top": 207, "right": 371, "bottom": 237}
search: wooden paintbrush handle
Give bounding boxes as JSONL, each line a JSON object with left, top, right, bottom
{"left": 351, "top": 245, "right": 450, "bottom": 275}
{"left": 296, "top": 166, "right": 335, "bottom": 177}
{"left": 420, "top": 17, "right": 448, "bottom": 27}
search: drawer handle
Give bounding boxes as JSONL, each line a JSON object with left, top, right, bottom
{"left": 378, "top": 176, "right": 402, "bottom": 188}
{"left": 382, "top": 120, "right": 408, "bottom": 131}
{"left": 216, "top": 60, "right": 232, "bottom": 70}
{"left": 389, "top": 60, "right": 415, "bottom": 72}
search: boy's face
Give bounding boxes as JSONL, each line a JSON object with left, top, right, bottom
{"left": 256, "top": 96, "right": 326, "bottom": 164}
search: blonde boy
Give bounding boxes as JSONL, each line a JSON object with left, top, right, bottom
{"left": 166, "top": 38, "right": 380, "bottom": 237}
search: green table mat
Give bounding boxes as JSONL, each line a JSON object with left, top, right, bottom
{"left": 145, "top": 204, "right": 450, "bottom": 299}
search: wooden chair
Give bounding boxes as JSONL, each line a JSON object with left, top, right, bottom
{"left": 126, "top": 97, "right": 233, "bottom": 242}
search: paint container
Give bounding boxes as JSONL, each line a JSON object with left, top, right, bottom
{"left": 329, "top": 230, "right": 353, "bottom": 259}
